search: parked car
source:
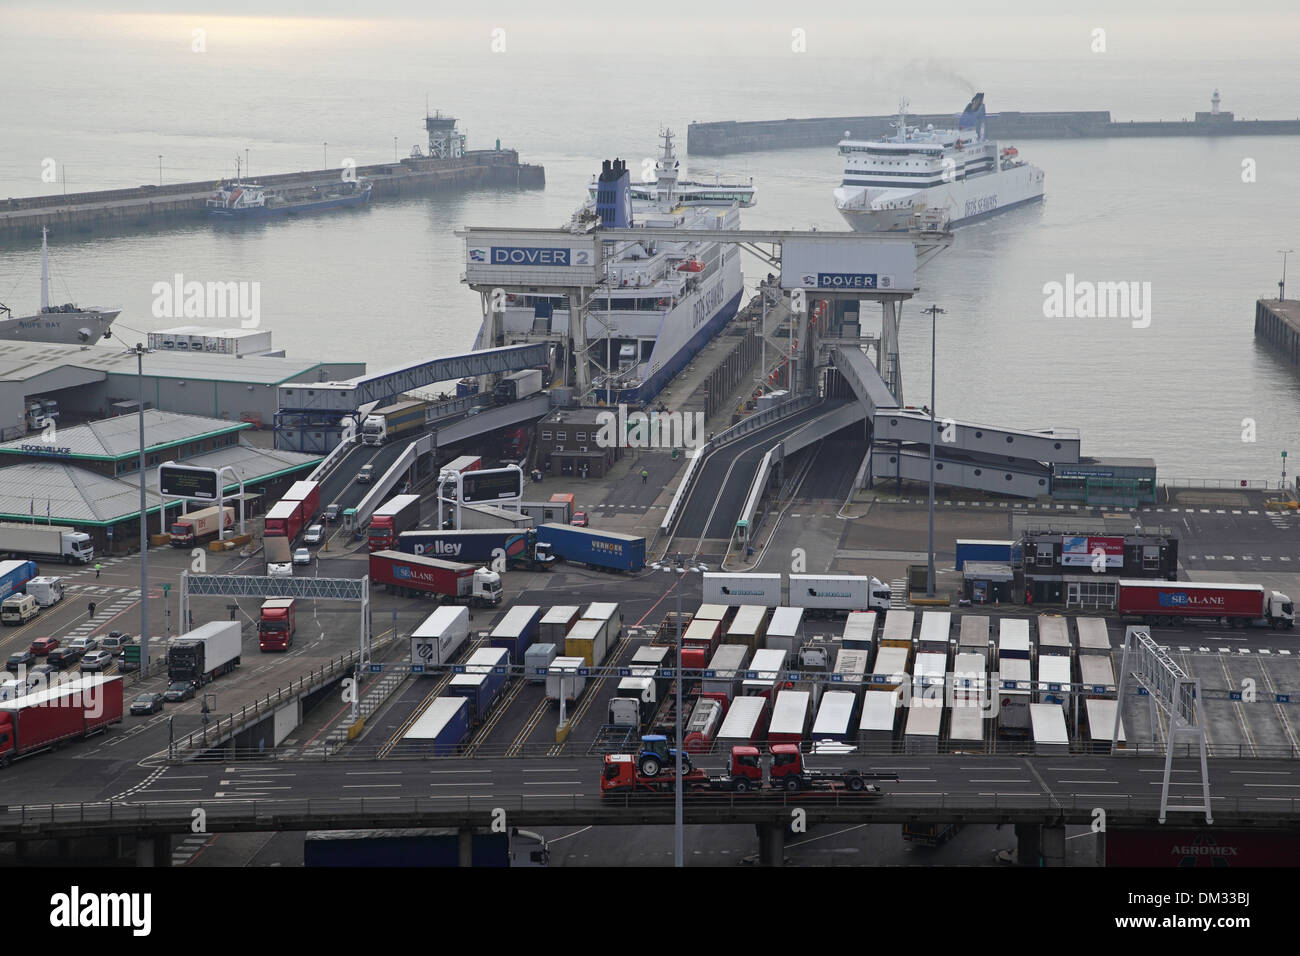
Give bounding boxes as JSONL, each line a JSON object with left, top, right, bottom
{"left": 46, "top": 647, "right": 81, "bottom": 670}
{"left": 293, "top": 547, "right": 311, "bottom": 566}
{"left": 30, "top": 636, "right": 58, "bottom": 656}
{"left": 303, "top": 524, "right": 324, "bottom": 545}
{"left": 570, "top": 512, "right": 589, "bottom": 527}
{"left": 163, "top": 681, "right": 196, "bottom": 703}
{"left": 325, "top": 502, "right": 342, "bottom": 522}
{"left": 6, "top": 650, "right": 34, "bottom": 673}
{"left": 130, "top": 693, "right": 164, "bottom": 716}
{"left": 79, "top": 650, "right": 114, "bottom": 672}
{"left": 29, "top": 663, "right": 55, "bottom": 683}
{"left": 356, "top": 464, "right": 374, "bottom": 485}
{"left": 69, "top": 636, "right": 98, "bottom": 654}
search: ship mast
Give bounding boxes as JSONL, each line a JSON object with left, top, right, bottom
{"left": 39, "top": 227, "right": 49, "bottom": 312}
{"left": 655, "top": 128, "right": 678, "bottom": 208}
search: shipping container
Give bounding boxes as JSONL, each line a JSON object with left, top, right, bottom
{"left": 1083, "top": 698, "right": 1126, "bottom": 753}
{"left": 741, "top": 648, "right": 787, "bottom": 698}
{"left": 858, "top": 689, "right": 900, "bottom": 748}
{"left": 1030, "top": 703, "right": 1070, "bottom": 755}
{"left": 715, "top": 694, "right": 767, "bottom": 746}
{"left": 525, "top": 642, "right": 558, "bottom": 683}
{"left": 870, "top": 645, "right": 911, "bottom": 691}
{"left": 448, "top": 647, "right": 510, "bottom": 722}
{"left": 768, "top": 690, "right": 811, "bottom": 743}
{"left": 881, "top": 610, "right": 915, "bottom": 648}
{"left": 918, "top": 611, "right": 952, "bottom": 652}
{"left": 490, "top": 605, "right": 540, "bottom": 662}
{"left": 725, "top": 604, "right": 770, "bottom": 653}
{"left": 536, "top": 524, "right": 645, "bottom": 572}
{"left": 702, "top": 572, "right": 782, "bottom": 607}
{"left": 1078, "top": 656, "right": 1117, "bottom": 698}
{"left": 811, "top": 690, "right": 857, "bottom": 743}
{"left": 565, "top": 618, "right": 610, "bottom": 668}
{"left": 842, "top": 611, "right": 876, "bottom": 651}
{"left": 765, "top": 606, "right": 804, "bottom": 653}
{"left": 539, "top": 606, "right": 581, "bottom": 645}
{"left": 581, "top": 602, "right": 622, "bottom": 651}
{"left": 958, "top": 615, "right": 992, "bottom": 665}
{"left": 954, "top": 539, "right": 1014, "bottom": 570}
{"left": 1075, "top": 617, "right": 1112, "bottom": 655}
{"left": 683, "top": 697, "right": 724, "bottom": 752}
{"left": 903, "top": 703, "right": 942, "bottom": 755}
{"left": 1037, "top": 654, "right": 1073, "bottom": 714}
{"left": 409, "top": 606, "right": 470, "bottom": 672}
{"left": 1037, "top": 615, "right": 1072, "bottom": 657}
{"left": 545, "top": 656, "right": 586, "bottom": 704}
{"left": 403, "top": 697, "right": 470, "bottom": 755}
{"left": 701, "top": 644, "right": 749, "bottom": 707}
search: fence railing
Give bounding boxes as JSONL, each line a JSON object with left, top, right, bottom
{"left": 1158, "top": 477, "right": 1283, "bottom": 491}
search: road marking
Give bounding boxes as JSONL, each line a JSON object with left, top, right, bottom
{"left": 1058, "top": 779, "right": 1118, "bottom": 785}
{"left": 1229, "top": 770, "right": 1292, "bottom": 775}
{"left": 345, "top": 770, "right": 402, "bottom": 776}
{"left": 429, "top": 782, "right": 494, "bottom": 787}
{"left": 342, "top": 784, "right": 403, "bottom": 789}
{"left": 523, "top": 780, "right": 582, "bottom": 785}
{"left": 1244, "top": 783, "right": 1300, "bottom": 789}
{"left": 969, "top": 779, "right": 1029, "bottom": 783}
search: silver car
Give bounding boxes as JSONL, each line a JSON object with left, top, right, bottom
{"left": 293, "top": 547, "right": 311, "bottom": 566}
{"left": 80, "top": 650, "right": 113, "bottom": 672}
{"left": 303, "top": 524, "right": 324, "bottom": 544}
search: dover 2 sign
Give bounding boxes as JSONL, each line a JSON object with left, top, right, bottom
{"left": 159, "top": 464, "right": 219, "bottom": 500}
{"left": 463, "top": 230, "right": 601, "bottom": 287}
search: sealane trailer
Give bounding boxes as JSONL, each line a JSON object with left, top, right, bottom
{"left": 1116, "top": 579, "right": 1294, "bottom": 629}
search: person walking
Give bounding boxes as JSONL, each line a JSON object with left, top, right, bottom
{"left": 88, "top": 601, "right": 96, "bottom": 620}
{"left": 641, "top": 468, "right": 648, "bottom": 485}
{"left": 94, "top": 562, "right": 102, "bottom": 579}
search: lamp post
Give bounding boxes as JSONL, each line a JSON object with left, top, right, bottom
{"left": 920, "top": 305, "right": 945, "bottom": 598}
{"left": 157, "top": 155, "right": 162, "bottom": 186}
{"left": 125, "top": 343, "right": 152, "bottom": 676}
{"left": 656, "top": 556, "right": 703, "bottom": 867}
{"left": 323, "top": 142, "right": 328, "bottom": 170}
{"left": 1280, "top": 249, "right": 1294, "bottom": 300}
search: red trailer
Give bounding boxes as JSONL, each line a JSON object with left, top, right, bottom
{"left": 368, "top": 550, "right": 501, "bottom": 607}
{"left": 282, "top": 480, "right": 321, "bottom": 523}
{"left": 368, "top": 494, "right": 422, "bottom": 552}
{"left": 1116, "top": 579, "right": 1294, "bottom": 629}
{"left": 264, "top": 499, "right": 304, "bottom": 540}
{"left": 680, "top": 617, "right": 723, "bottom": 671}
{"left": 0, "top": 674, "right": 123, "bottom": 767}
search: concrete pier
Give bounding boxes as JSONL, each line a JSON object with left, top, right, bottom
{"left": 688, "top": 110, "right": 1300, "bottom": 155}
{"left": 0, "top": 150, "right": 544, "bottom": 242}
{"left": 1255, "top": 298, "right": 1300, "bottom": 368}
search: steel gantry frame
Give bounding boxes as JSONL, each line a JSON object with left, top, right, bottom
{"left": 180, "top": 573, "right": 372, "bottom": 722}
{"left": 1114, "top": 625, "right": 1213, "bottom": 824}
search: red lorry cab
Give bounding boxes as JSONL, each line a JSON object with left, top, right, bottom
{"left": 259, "top": 599, "right": 296, "bottom": 651}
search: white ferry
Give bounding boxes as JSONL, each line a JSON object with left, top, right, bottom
{"left": 833, "top": 94, "right": 1045, "bottom": 232}
{"left": 486, "top": 131, "right": 748, "bottom": 406}
{"left": 0, "top": 229, "right": 119, "bottom": 345}
{"left": 587, "top": 131, "right": 755, "bottom": 208}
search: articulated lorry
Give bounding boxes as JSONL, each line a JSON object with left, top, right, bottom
{"left": 0, "top": 522, "right": 93, "bottom": 564}
{"left": 536, "top": 524, "right": 645, "bottom": 572}
{"left": 1117, "top": 579, "right": 1294, "bottom": 629}
{"left": 362, "top": 400, "right": 428, "bottom": 446}
{"left": 788, "top": 574, "right": 892, "bottom": 615}
{"left": 0, "top": 675, "right": 123, "bottom": 768}
{"left": 168, "top": 621, "right": 242, "bottom": 686}
{"left": 170, "top": 506, "right": 234, "bottom": 547}
{"left": 0, "top": 561, "right": 38, "bottom": 602}
{"left": 368, "top": 495, "right": 422, "bottom": 551}
{"left": 369, "top": 550, "right": 502, "bottom": 607}
{"left": 493, "top": 368, "right": 544, "bottom": 404}
{"left": 397, "top": 528, "right": 554, "bottom": 570}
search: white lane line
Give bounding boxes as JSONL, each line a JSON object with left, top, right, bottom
{"left": 345, "top": 771, "right": 403, "bottom": 776}
{"left": 969, "top": 779, "right": 1029, "bottom": 783}
{"left": 429, "top": 782, "right": 494, "bottom": 787}
{"left": 1058, "top": 779, "right": 1118, "bottom": 785}
{"left": 425, "top": 769, "right": 491, "bottom": 774}
{"left": 1244, "top": 783, "right": 1300, "bottom": 789}
{"left": 523, "top": 780, "right": 582, "bottom": 785}
{"left": 1229, "top": 770, "right": 1293, "bottom": 775}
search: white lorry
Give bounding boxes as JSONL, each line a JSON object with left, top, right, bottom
{"left": 0, "top": 523, "right": 93, "bottom": 564}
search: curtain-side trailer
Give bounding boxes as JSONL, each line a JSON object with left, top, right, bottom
{"left": 726, "top": 605, "right": 770, "bottom": 653}
{"left": 403, "top": 697, "right": 470, "bottom": 755}
{"left": 741, "top": 648, "right": 787, "bottom": 698}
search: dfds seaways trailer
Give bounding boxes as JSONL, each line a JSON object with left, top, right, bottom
{"left": 703, "top": 573, "right": 782, "bottom": 606}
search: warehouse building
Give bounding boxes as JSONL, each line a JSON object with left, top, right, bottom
{"left": 0, "top": 410, "right": 319, "bottom": 552}
{"left": 0, "top": 340, "right": 363, "bottom": 441}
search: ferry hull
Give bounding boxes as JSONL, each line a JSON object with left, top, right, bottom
{"left": 0, "top": 308, "right": 119, "bottom": 345}
{"left": 837, "top": 164, "right": 1045, "bottom": 232}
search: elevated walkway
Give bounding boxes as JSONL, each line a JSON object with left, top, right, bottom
{"left": 873, "top": 409, "right": 1079, "bottom": 463}
{"left": 871, "top": 445, "right": 1052, "bottom": 498}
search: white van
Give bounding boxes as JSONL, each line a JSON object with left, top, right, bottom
{"left": 1, "top": 594, "right": 39, "bottom": 625}
{"left": 27, "top": 577, "right": 64, "bottom": 607}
